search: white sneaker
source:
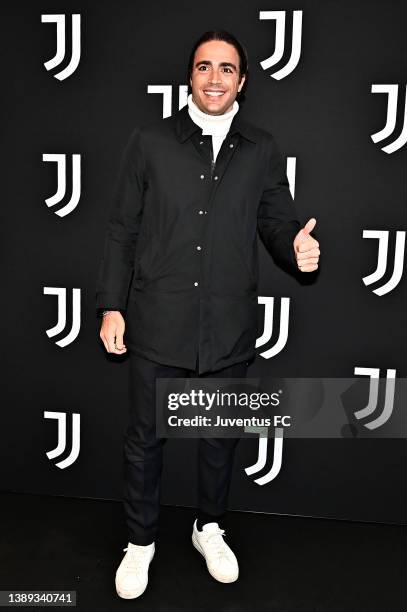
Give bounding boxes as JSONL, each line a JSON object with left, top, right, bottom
{"left": 115, "top": 541, "right": 155, "bottom": 599}
{"left": 192, "top": 519, "right": 239, "bottom": 583}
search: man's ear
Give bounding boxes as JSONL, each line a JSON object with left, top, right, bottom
{"left": 238, "top": 74, "right": 246, "bottom": 92}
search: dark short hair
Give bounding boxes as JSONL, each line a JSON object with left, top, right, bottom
{"left": 187, "top": 30, "right": 249, "bottom": 104}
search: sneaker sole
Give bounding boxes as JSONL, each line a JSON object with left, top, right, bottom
{"left": 192, "top": 532, "right": 239, "bottom": 583}
{"left": 115, "top": 549, "right": 155, "bottom": 599}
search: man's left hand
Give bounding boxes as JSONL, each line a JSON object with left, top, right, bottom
{"left": 293, "top": 218, "right": 320, "bottom": 272}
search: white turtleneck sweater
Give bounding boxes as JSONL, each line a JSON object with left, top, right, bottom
{"left": 187, "top": 93, "right": 239, "bottom": 162}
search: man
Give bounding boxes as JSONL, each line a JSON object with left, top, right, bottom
{"left": 96, "top": 30, "right": 320, "bottom": 599}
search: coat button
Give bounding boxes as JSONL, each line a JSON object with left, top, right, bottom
{"left": 198, "top": 210, "right": 204, "bottom": 214}
{"left": 194, "top": 281, "right": 199, "bottom": 287}
{"left": 199, "top": 141, "right": 203, "bottom": 145}
{"left": 214, "top": 176, "right": 218, "bottom": 180}
{"left": 196, "top": 246, "right": 202, "bottom": 251}
{"left": 229, "top": 143, "right": 234, "bottom": 148}
{"left": 200, "top": 174, "right": 205, "bottom": 179}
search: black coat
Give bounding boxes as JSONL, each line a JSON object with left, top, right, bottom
{"left": 96, "top": 104, "right": 301, "bottom": 373}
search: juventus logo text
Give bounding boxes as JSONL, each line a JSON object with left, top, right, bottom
{"left": 362, "top": 230, "right": 405, "bottom": 296}
{"left": 44, "top": 411, "right": 81, "bottom": 469}
{"left": 371, "top": 84, "right": 407, "bottom": 154}
{"left": 353, "top": 367, "right": 396, "bottom": 430}
{"left": 44, "top": 287, "right": 81, "bottom": 347}
{"left": 259, "top": 10, "right": 303, "bottom": 80}
{"left": 41, "top": 14, "right": 81, "bottom": 80}
{"left": 244, "top": 427, "right": 284, "bottom": 485}
{"left": 148, "top": 85, "right": 189, "bottom": 118}
{"left": 256, "top": 297, "right": 290, "bottom": 359}
{"left": 43, "top": 154, "right": 82, "bottom": 216}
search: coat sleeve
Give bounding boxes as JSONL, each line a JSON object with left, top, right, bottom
{"left": 95, "top": 127, "right": 146, "bottom": 314}
{"left": 257, "top": 134, "right": 301, "bottom": 274}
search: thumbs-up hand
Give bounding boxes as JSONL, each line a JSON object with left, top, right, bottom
{"left": 293, "top": 218, "right": 320, "bottom": 272}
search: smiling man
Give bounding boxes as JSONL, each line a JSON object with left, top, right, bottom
{"left": 192, "top": 40, "right": 241, "bottom": 112}
{"left": 96, "top": 29, "right": 320, "bottom": 599}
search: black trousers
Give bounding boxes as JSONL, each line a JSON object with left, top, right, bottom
{"left": 123, "top": 351, "right": 248, "bottom": 545}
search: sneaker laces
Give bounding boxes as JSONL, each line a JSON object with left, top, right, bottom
{"left": 122, "top": 545, "right": 152, "bottom": 572}
{"left": 204, "top": 528, "right": 231, "bottom": 560}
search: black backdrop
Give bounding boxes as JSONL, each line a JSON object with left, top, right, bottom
{"left": 2, "top": 0, "right": 407, "bottom": 524}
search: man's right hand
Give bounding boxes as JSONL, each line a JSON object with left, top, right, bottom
{"left": 99, "top": 311, "right": 127, "bottom": 354}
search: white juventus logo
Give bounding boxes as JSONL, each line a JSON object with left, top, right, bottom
{"left": 371, "top": 84, "right": 407, "bottom": 154}
{"left": 43, "top": 154, "right": 81, "bottom": 216}
{"left": 286, "top": 157, "right": 296, "bottom": 199}
{"left": 256, "top": 297, "right": 290, "bottom": 359}
{"left": 259, "top": 10, "right": 303, "bottom": 80}
{"left": 44, "top": 287, "right": 81, "bottom": 347}
{"left": 41, "top": 14, "right": 81, "bottom": 80}
{"left": 244, "top": 427, "right": 284, "bottom": 485}
{"left": 44, "top": 411, "right": 80, "bottom": 469}
{"left": 353, "top": 367, "right": 396, "bottom": 430}
{"left": 362, "top": 230, "right": 405, "bottom": 296}
{"left": 148, "top": 85, "right": 189, "bottom": 118}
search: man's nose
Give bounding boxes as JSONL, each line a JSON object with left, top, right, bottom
{"left": 209, "top": 68, "right": 222, "bottom": 84}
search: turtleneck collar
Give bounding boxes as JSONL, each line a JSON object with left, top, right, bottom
{"left": 187, "top": 93, "right": 239, "bottom": 136}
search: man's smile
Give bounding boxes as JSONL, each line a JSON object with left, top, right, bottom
{"left": 203, "top": 89, "right": 226, "bottom": 99}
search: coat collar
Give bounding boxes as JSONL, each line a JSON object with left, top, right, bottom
{"left": 174, "top": 103, "right": 258, "bottom": 144}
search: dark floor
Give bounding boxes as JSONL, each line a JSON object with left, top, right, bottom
{"left": 1, "top": 492, "right": 406, "bottom": 611}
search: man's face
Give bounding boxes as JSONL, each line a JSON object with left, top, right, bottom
{"left": 189, "top": 40, "right": 246, "bottom": 115}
